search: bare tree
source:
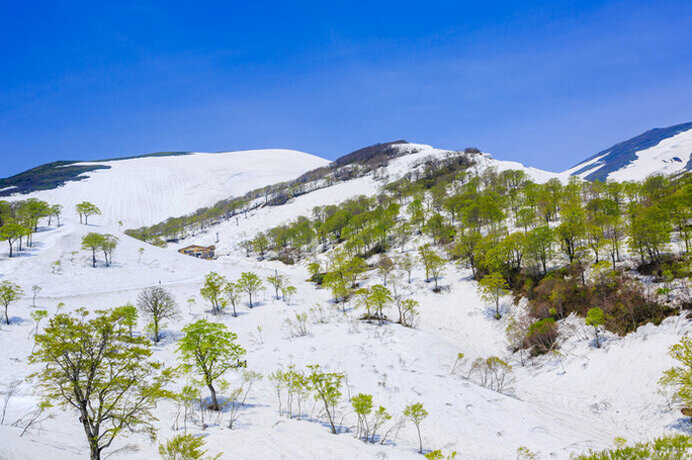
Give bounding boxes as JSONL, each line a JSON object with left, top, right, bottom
{"left": 137, "top": 286, "right": 180, "bottom": 343}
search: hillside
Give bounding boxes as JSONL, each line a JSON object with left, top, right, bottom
{"left": 3, "top": 149, "right": 328, "bottom": 228}
{"left": 1, "top": 143, "right": 691, "bottom": 459}
{"left": 566, "top": 122, "right": 692, "bottom": 182}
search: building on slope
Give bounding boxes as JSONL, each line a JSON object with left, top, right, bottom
{"left": 178, "top": 245, "right": 216, "bottom": 259}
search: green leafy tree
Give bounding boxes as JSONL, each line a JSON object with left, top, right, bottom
{"left": 0, "top": 280, "right": 23, "bottom": 324}
{"left": 477, "top": 272, "right": 509, "bottom": 319}
{"left": 628, "top": 204, "right": 672, "bottom": 263}
{"left": 352, "top": 393, "right": 373, "bottom": 441}
{"left": 404, "top": 402, "right": 429, "bottom": 454}
{"left": 237, "top": 271, "right": 263, "bottom": 308}
{"left": 585, "top": 307, "right": 605, "bottom": 348}
{"left": 398, "top": 253, "right": 416, "bottom": 283}
{"left": 452, "top": 231, "right": 482, "bottom": 277}
{"left": 660, "top": 337, "right": 692, "bottom": 415}
{"left": 113, "top": 303, "right": 138, "bottom": 337}
{"left": 281, "top": 285, "right": 297, "bottom": 304}
{"left": 361, "top": 284, "right": 392, "bottom": 325}
{"left": 251, "top": 233, "right": 269, "bottom": 259}
{"left": 100, "top": 234, "right": 118, "bottom": 267}
{"left": 525, "top": 225, "right": 554, "bottom": 275}
{"left": 200, "top": 272, "right": 227, "bottom": 315}
{"left": 81, "top": 233, "right": 105, "bottom": 267}
{"left": 177, "top": 320, "right": 246, "bottom": 411}
{"left": 30, "top": 309, "right": 48, "bottom": 336}
{"left": 50, "top": 204, "right": 63, "bottom": 226}
{"left": 267, "top": 271, "right": 287, "bottom": 300}
{"left": 307, "top": 364, "right": 344, "bottom": 434}
{"left": 75, "top": 201, "right": 102, "bottom": 225}
{"left": 418, "top": 244, "right": 446, "bottom": 290}
{"left": 1, "top": 222, "right": 28, "bottom": 258}
{"left": 223, "top": 281, "right": 241, "bottom": 317}
{"left": 137, "top": 286, "right": 179, "bottom": 343}
{"left": 29, "top": 307, "right": 175, "bottom": 460}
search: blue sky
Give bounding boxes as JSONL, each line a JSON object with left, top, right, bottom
{"left": 1, "top": 1, "right": 691, "bottom": 178}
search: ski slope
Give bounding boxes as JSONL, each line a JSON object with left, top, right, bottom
{"left": 6, "top": 149, "right": 328, "bottom": 228}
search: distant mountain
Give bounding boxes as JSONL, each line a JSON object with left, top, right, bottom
{"left": 565, "top": 122, "right": 692, "bottom": 181}
{"left": 0, "top": 151, "right": 191, "bottom": 196}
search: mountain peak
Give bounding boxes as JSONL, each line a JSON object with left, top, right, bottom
{"left": 566, "top": 122, "right": 692, "bottom": 181}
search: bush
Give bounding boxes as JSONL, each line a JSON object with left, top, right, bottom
{"left": 572, "top": 434, "right": 692, "bottom": 459}
{"left": 525, "top": 269, "right": 676, "bottom": 336}
{"left": 523, "top": 318, "right": 558, "bottom": 355}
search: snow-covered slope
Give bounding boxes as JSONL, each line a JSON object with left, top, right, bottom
{"left": 5, "top": 149, "right": 328, "bottom": 227}
{"left": 1, "top": 142, "right": 689, "bottom": 459}
{"left": 566, "top": 122, "right": 692, "bottom": 182}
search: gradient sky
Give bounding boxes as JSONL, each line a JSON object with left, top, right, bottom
{"left": 1, "top": 1, "right": 691, "bottom": 178}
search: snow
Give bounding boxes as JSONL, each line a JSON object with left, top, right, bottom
{"left": 608, "top": 128, "right": 692, "bottom": 181}
{"left": 6, "top": 149, "right": 328, "bottom": 228}
{"left": 0, "top": 147, "right": 689, "bottom": 459}
{"left": 568, "top": 128, "right": 692, "bottom": 182}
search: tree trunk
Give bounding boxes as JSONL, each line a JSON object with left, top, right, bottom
{"left": 4, "top": 305, "right": 9, "bottom": 324}
{"left": 249, "top": 292, "right": 253, "bottom": 308}
{"left": 92, "top": 249, "right": 96, "bottom": 267}
{"left": 416, "top": 425, "right": 422, "bottom": 454}
{"left": 208, "top": 383, "right": 219, "bottom": 411}
{"left": 79, "top": 405, "right": 100, "bottom": 460}
{"left": 154, "top": 318, "right": 160, "bottom": 343}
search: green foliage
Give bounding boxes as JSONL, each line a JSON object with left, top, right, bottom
{"left": 75, "top": 201, "right": 101, "bottom": 225}
{"left": 307, "top": 364, "right": 344, "bottom": 434}
{"left": 81, "top": 233, "right": 117, "bottom": 268}
{"left": 0, "top": 222, "right": 30, "bottom": 257}
{"left": 357, "top": 284, "right": 392, "bottom": 324}
{"left": 113, "top": 303, "right": 138, "bottom": 337}
{"left": 572, "top": 434, "right": 692, "bottom": 460}
{"left": 267, "top": 272, "right": 287, "bottom": 299}
{"left": 660, "top": 337, "right": 692, "bottom": 413}
{"left": 478, "top": 271, "right": 509, "bottom": 319}
{"left": 177, "top": 319, "right": 246, "bottom": 411}
{"left": 404, "top": 402, "right": 429, "bottom": 454}
{"left": 223, "top": 281, "right": 241, "bottom": 317}
{"left": 425, "top": 450, "right": 458, "bottom": 460}
{"left": 29, "top": 307, "right": 175, "bottom": 460}
{"left": 158, "top": 433, "right": 221, "bottom": 460}
{"left": 0, "top": 280, "right": 23, "bottom": 325}
{"left": 418, "top": 244, "right": 446, "bottom": 290}
{"left": 524, "top": 318, "right": 558, "bottom": 355}
{"left": 236, "top": 272, "right": 264, "bottom": 308}
{"left": 200, "top": 272, "right": 227, "bottom": 314}
{"left": 586, "top": 307, "right": 606, "bottom": 348}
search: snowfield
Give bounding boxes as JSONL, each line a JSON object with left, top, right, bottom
{"left": 6, "top": 149, "right": 328, "bottom": 228}
{"left": 0, "top": 146, "right": 689, "bottom": 459}
{"left": 607, "top": 128, "right": 692, "bottom": 181}
{"left": 567, "top": 126, "right": 692, "bottom": 182}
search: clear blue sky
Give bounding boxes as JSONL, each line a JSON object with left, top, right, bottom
{"left": 1, "top": 0, "right": 691, "bottom": 178}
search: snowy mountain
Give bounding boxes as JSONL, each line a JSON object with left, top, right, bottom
{"left": 2, "top": 149, "right": 328, "bottom": 227}
{"left": 1, "top": 140, "right": 690, "bottom": 459}
{"left": 565, "top": 122, "right": 692, "bottom": 182}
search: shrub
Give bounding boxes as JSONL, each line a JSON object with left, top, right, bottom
{"left": 523, "top": 318, "right": 558, "bottom": 355}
